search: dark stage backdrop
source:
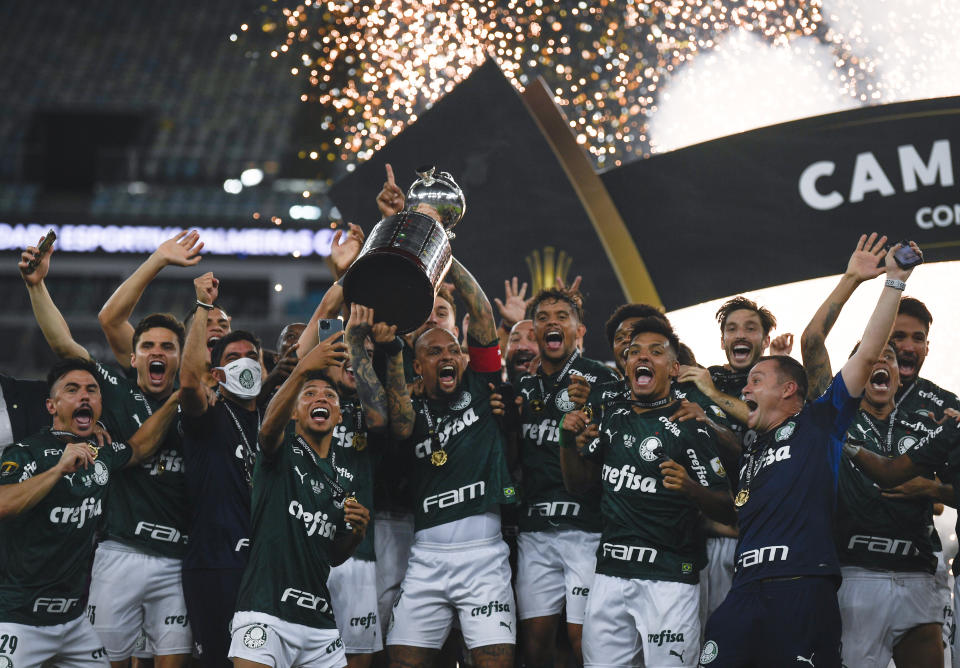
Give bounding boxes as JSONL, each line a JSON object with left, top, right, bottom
{"left": 331, "top": 60, "right": 960, "bottom": 354}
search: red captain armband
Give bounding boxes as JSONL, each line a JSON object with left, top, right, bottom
{"left": 468, "top": 344, "right": 502, "bottom": 373}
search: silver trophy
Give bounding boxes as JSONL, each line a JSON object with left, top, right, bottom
{"left": 342, "top": 165, "right": 465, "bottom": 333}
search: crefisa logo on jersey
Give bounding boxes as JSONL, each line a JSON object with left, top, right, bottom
{"left": 776, "top": 421, "right": 796, "bottom": 442}
{"left": 898, "top": 435, "right": 918, "bottom": 454}
{"left": 638, "top": 437, "right": 662, "bottom": 461}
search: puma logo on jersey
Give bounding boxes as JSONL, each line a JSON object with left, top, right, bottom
{"left": 602, "top": 464, "right": 657, "bottom": 493}
{"left": 602, "top": 542, "right": 657, "bottom": 563}
{"left": 670, "top": 649, "right": 685, "bottom": 661}
{"left": 294, "top": 466, "right": 309, "bottom": 484}
{"left": 737, "top": 545, "right": 789, "bottom": 569}
{"left": 796, "top": 652, "right": 814, "bottom": 666}
{"left": 423, "top": 481, "right": 485, "bottom": 513}
{"left": 521, "top": 419, "right": 559, "bottom": 445}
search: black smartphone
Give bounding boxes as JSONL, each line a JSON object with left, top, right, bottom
{"left": 893, "top": 241, "right": 923, "bottom": 270}
{"left": 497, "top": 382, "right": 516, "bottom": 404}
{"left": 319, "top": 318, "right": 344, "bottom": 337}
{"left": 22, "top": 229, "right": 57, "bottom": 275}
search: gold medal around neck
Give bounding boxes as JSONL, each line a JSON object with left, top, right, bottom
{"left": 353, "top": 433, "right": 367, "bottom": 451}
{"left": 431, "top": 450, "right": 448, "bottom": 467}
{"left": 87, "top": 443, "right": 99, "bottom": 460}
{"left": 344, "top": 495, "right": 359, "bottom": 533}
{"left": 530, "top": 399, "right": 545, "bottom": 413}
{"left": 582, "top": 405, "right": 594, "bottom": 422}
{"left": 734, "top": 490, "right": 749, "bottom": 507}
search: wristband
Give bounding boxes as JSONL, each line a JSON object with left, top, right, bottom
{"left": 196, "top": 299, "right": 214, "bottom": 311}
{"left": 842, "top": 441, "right": 862, "bottom": 458}
{"left": 884, "top": 278, "right": 906, "bottom": 291}
{"left": 375, "top": 336, "right": 404, "bottom": 355}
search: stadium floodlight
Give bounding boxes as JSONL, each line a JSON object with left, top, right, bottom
{"left": 240, "top": 168, "right": 264, "bottom": 187}
{"left": 223, "top": 179, "right": 243, "bottom": 194}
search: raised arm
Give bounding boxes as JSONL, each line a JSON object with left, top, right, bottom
{"left": 19, "top": 239, "right": 90, "bottom": 360}
{"left": 447, "top": 258, "right": 497, "bottom": 344}
{"left": 677, "top": 366, "right": 750, "bottom": 424}
{"left": 385, "top": 343, "right": 415, "bottom": 441}
{"left": 840, "top": 242, "right": 921, "bottom": 396}
{"left": 126, "top": 391, "right": 181, "bottom": 467}
{"left": 0, "top": 443, "right": 94, "bottom": 519}
{"left": 180, "top": 273, "right": 219, "bottom": 417}
{"left": 98, "top": 231, "right": 203, "bottom": 367}
{"left": 297, "top": 223, "right": 365, "bottom": 354}
{"left": 801, "top": 233, "right": 887, "bottom": 398}
{"left": 344, "top": 304, "right": 391, "bottom": 432}
{"left": 258, "top": 331, "right": 349, "bottom": 458}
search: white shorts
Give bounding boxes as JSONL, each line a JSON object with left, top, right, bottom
{"left": 0, "top": 615, "right": 108, "bottom": 667}
{"left": 515, "top": 529, "right": 599, "bottom": 624}
{"left": 839, "top": 566, "right": 942, "bottom": 667}
{"left": 87, "top": 541, "right": 192, "bottom": 660}
{"left": 374, "top": 512, "right": 415, "bottom": 637}
{"left": 229, "top": 611, "right": 346, "bottom": 668}
{"left": 386, "top": 535, "right": 516, "bottom": 650}
{"left": 698, "top": 536, "right": 736, "bottom": 634}
{"left": 582, "top": 573, "right": 700, "bottom": 667}
{"left": 327, "top": 557, "right": 382, "bottom": 654}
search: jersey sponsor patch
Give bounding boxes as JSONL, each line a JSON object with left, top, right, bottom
{"left": 700, "top": 640, "right": 719, "bottom": 664}
{"left": 638, "top": 436, "right": 662, "bottom": 461}
{"left": 555, "top": 388, "right": 577, "bottom": 413}
{"left": 242, "top": 624, "right": 268, "bottom": 648}
{"left": 0, "top": 460, "right": 19, "bottom": 476}
{"left": 709, "top": 457, "right": 726, "bottom": 477}
{"left": 897, "top": 435, "right": 919, "bottom": 454}
{"left": 450, "top": 391, "right": 472, "bottom": 411}
{"left": 775, "top": 421, "right": 796, "bottom": 441}
{"left": 709, "top": 405, "right": 727, "bottom": 419}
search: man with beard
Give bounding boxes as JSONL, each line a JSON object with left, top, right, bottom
{"left": 510, "top": 288, "right": 618, "bottom": 668}
{"left": 0, "top": 358, "right": 179, "bottom": 666}
{"left": 698, "top": 242, "right": 921, "bottom": 667}
{"left": 323, "top": 304, "right": 393, "bottom": 668}
{"left": 179, "top": 273, "right": 287, "bottom": 667}
{"left": 20, "top": 239, "right": 195, "bottom": 666}
{"left": 890, "top": 297, "right": 960, "bottom": 421}
{"left": 384, "top": 258, "right": 518, "bottom": 668}
{"left": 558, "top": 318, "right": 734, "bottom": 666}
{"left": 504, "top": 320, "right": 537, "bottom": 384}
{"left": 228, "top": 345, "right": 369, "bottom": 668}
{"left": 801, "top": 235, "right": 952, "bottom": 667}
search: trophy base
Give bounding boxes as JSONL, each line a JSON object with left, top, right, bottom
{"left": 342, "top": 251, "right": 436, "bottom": 334}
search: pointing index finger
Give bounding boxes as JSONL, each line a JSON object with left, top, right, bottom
{"left": 385, "top": 163, "right": 395, "bottom": 185}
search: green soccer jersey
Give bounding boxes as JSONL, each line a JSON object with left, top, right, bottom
{"left": 0, "top": 429, "right": 132, "bottom": 624}
{"left": 402, "top": 368, "right": 517, "bottom": 532}
{"left": 331, "top": 398, "right": 377, "bottom": 561}
{"left": 234, "top": 432, "right": 358, "bottom": 629}
{"left": 896, "top": 377, "right": 960, "bottom": 423}
{"left": 516, "top": 353, "right": 618, "bottom": 532}
{"left": 583, "top": 402, "right": 728, "bottom": 583}
{"left": 94, "top": 362, "right": 188, "bottom": 558}
{"left": 837, "top": 410, "right": 943, "bottom": 573}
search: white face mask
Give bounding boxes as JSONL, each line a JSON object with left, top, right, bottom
{"left": 217, "top": 357, "right": 262, "bottom": 399}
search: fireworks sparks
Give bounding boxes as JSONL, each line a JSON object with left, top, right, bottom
{"left": 241, "top": 0, "right": 960, "bottom": 171}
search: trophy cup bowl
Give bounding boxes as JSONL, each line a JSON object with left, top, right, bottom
{"left": 342, "top": 166, "right": 465, "bottom": 333}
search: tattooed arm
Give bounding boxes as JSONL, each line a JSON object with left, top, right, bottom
{"left": 800, "top": 233, "right": 887, "bottom": 399}
{"left": 385, "top": 344, "right": 415, "bottom": 441}
{"left": 344, "top": 305, "right": 389, "bottom": 432}
{"left": 447, "top": 258, "right": 497, "bottom": 345}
